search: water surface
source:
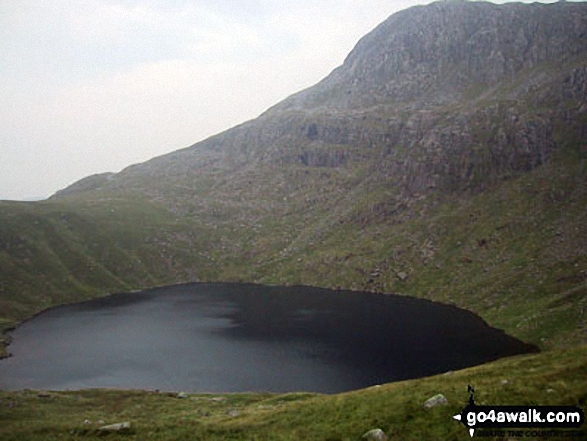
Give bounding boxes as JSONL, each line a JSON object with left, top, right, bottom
{"left": 0, "top": 283, "right": 537, "bottom": 393}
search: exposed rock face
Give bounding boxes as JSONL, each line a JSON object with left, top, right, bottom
{"left": 277, "top": 1, "right": 587, "bottom": 110}
{"left": 67, "top": 0, "right": 587, "bottom": 204}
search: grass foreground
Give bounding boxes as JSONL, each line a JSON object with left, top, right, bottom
{"left": 0, "top": 345, "right": 586, "bottom": 440}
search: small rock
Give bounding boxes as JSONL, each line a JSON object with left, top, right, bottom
{"left": 362, "top": 428, "right": 388, "bottom": 441}
{"left": 397, "top": 271, "right": 408, "bottom": 281}
{"left": 83, "top": 419, "right": 92, "bottom": 425}
{"left": 211, "top": 397, "right": 225, "bottom": 402}
{"left": 177, "top": 392, "right": 189, "bottom": 399}
{"left": 546, "top": 388, "right": 555, "bottom": 393}
{"left": 424, "top": 394, "right": 448, "bottom": 409}
{"left": 98, "top": 422, "right": 131, "bottom": 433}
{"left": 227, "top": 409, "right": 240, "bottom": 417}
{"left": 96, "top": 420, "right": 105, "bottom": 425}
{"left": 501, "top": 379, "right": 509, "bottom": 385}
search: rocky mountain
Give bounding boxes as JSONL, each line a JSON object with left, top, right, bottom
{"left": 278, "top": 0, "right": 587, "bottom": 110}
{"left": 55, "top": 1, "right": 587, "bottom": 202}
{"left": 2, "top": 0, "right": 587, "bottom": 356}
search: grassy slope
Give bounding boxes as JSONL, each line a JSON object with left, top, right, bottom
{"left": 257, "top": 147, "right": 587, "bottom": 349}
{"left": 1, "top": 345, "right": 585, "bottom": 440}
{"left": 0, "top": 196, "right": 214, "bottom": 357}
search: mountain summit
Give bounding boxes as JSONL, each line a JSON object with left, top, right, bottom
{"left": 276, "top": 0, "right": 587, "bottom": 111}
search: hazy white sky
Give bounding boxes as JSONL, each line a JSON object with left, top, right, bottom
{"left": 0, "top": 0, "right": 576, "bottom": 200}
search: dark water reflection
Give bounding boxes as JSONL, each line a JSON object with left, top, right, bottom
{"left": 0, "top": 283, "right": 537, "bottom": 393}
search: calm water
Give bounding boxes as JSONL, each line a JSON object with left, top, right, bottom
{"left": 0, "top": 283, "right": 537, "bottom": 393}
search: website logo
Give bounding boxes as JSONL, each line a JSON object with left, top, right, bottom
{"left": 453, "top": 386, "right": 585, "bottom": 438}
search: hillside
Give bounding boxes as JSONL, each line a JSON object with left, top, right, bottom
{"left": 1, "top": 0, "right": 586, "bottom": 360}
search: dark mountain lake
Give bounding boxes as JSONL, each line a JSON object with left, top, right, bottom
{"left": 0, "top": 283, "right": 537, "bottom": 393}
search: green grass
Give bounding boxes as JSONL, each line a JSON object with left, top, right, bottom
{"left": 0, "top": 195, "right": 221, "bottom": 357}
{"left": 249, "top": 147, "right": 587, "bottom": 349}
{"left": 1, "top": 345, "right": 585, "bottom": 440}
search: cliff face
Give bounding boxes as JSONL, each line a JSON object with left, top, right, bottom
{"left": 278, "top": 0, "right": 587, "bottom": 110}
{"left": 68, "top": 0, "right": 586, "bottom": 201}
{"left": 4, "top": 1, "right": 586, "bottom": 350}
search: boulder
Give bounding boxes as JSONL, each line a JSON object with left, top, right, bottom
{"left": 362, "top": 428, "right": 388, "bottom": 440}
{"left": 98, "top": 422, "right": 131, "bottom": 433}
{"left": 423, "top": 394, "right": 448, "bottom": 409}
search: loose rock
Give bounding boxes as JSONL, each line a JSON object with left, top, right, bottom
{"left": 424, "top": 394, "right": 448, "bottom": 409}
{"left": 362, "top": 428, "right": 388, "bottom": 440}
{"left": 98, "top": 422, "right": 131, "bottom": 433}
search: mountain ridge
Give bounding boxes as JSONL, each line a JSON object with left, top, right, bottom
{"left": 55, "top": 1, "right": 587, "bottom": 201}
{"left": 272, "top": 0, "right": 587, "bottom": 112}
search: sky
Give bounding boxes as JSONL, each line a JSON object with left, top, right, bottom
{"left": 0, "top": 0, "right": 579, "bottom": 200}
